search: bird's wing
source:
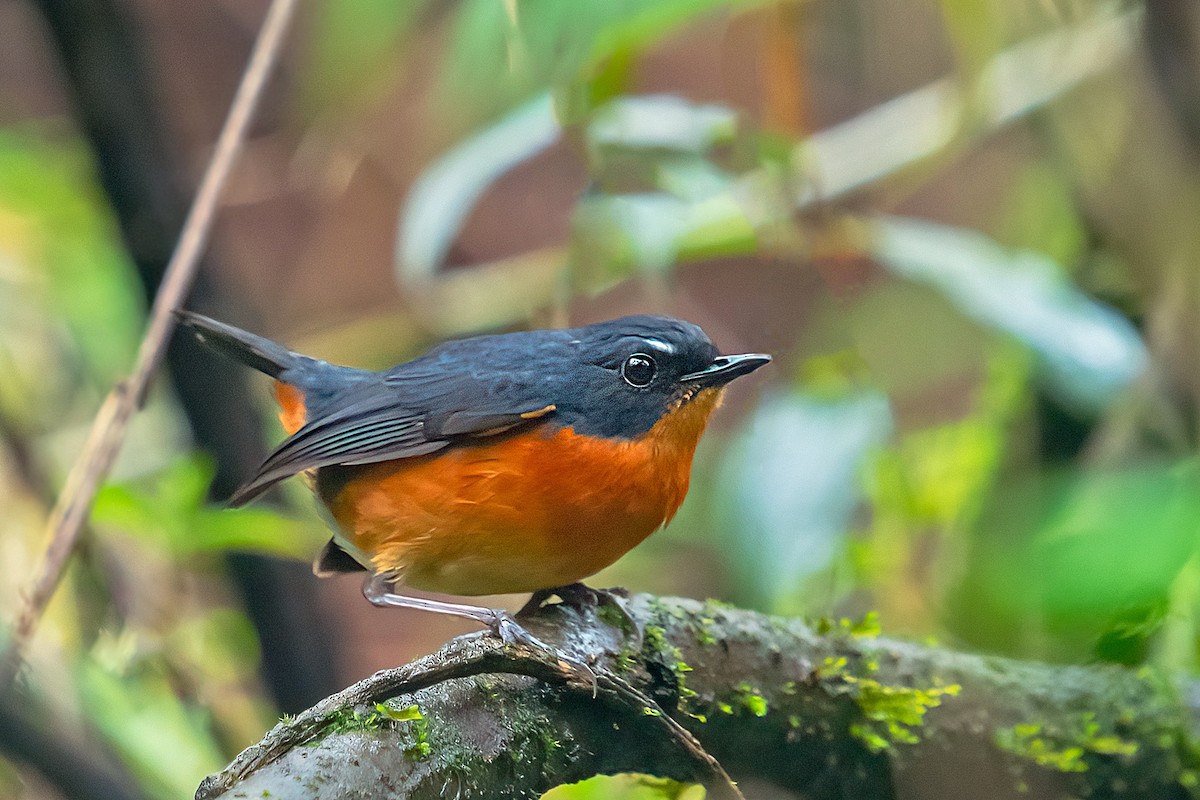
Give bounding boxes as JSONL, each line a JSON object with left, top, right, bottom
{"left": 229, "top": 378, "right": 555, "bottom": 506}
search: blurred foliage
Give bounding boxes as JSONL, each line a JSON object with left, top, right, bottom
{"left": 93, "top": 455, "right": 320, "bottom": 560}
{"left": 398, "top": 93, "right": 560, "bottom": 281}
{"left": 0, "top": 131, "right": 142, "bottom": 421}
{"left": 870, "top": 216, "right": 1147, "bottom": 412}
{"left": 715, "top": 388, "right": 892, "bottom": 613}
{"left": 298, "top": 0, "right": 433, "bottom": 120}
{"left": 6, "top": 0, "right": 1200, "bottom": 796}
{"left": 438, "top": 0, "right": 770, "bottom": 131}
{"left": 0, "top": 133, "right": 281, "bottom": 796}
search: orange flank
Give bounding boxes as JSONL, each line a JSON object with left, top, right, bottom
{"left": 319, "top": 388, "right": 725, "bottom": 596}
{"left": 274, "top": 381, "right": 307, "bottom": 435}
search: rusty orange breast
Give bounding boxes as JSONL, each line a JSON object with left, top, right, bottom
{"left": 318, "top": 388, "right": 725, "bottom": 596}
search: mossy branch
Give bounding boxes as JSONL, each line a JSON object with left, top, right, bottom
{"left": 197, "top": 594, "right": 1200, "bottom": 800}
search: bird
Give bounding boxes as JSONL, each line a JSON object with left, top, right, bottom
{"left": 177, "top": 310, "right": 769, "bottom": 646}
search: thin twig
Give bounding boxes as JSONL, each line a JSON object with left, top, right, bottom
{"left": 0, "top": 0, "right": 300, "bottom": 687}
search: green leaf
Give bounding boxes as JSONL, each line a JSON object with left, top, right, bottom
{"left": 996, "top": 163, "right": 1086, "bottom": 269}
{"left": 541, "top": 773, "right": 705, "bottom": 800}
{"left": 396, "top": 93, "right": 560, "bottom": 281}
{"left": 586, "top": 95, "right": 737, "bottom": 159}
{"left": 938, "top": 0, "right": 1007, "bottom": 77}
{"left": 1035, "top": 465, "right": 1200, "bottom": 616}
{"left": 168, "top": 609, "right": 262, "bottom": 684}
{"left": 869, "top": 215, "right": 1147, "bottom": 411}
{"left": 92, "top": 454, "right": 320, "bottom": 560}
{"left": 572, "top": 186, "right": 758, "bottom": 277}
{"left": 580, "top": 0, "right": 770, "bottom": 72}
{"left": 185, "top": 507, "right": 317, "bottom": 560}
{"left": 950, "top": 460, "right": 1200, "bottom": 659}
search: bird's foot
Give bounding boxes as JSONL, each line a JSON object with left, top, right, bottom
{"left": 478, "top": 608, "right": 597, "bottom": 693}
{"left": 483, "top": 607, "right": 550, "bottom": 650}
{"left": 519, "top": 583, "right": 641, "bottom": 647}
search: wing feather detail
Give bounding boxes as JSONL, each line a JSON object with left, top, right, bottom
{"left": 230, "top": 381, "right": 555, "bottom": 506}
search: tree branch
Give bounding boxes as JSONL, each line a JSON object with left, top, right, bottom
{"left": 198, "top": 594, "right": 1199, "bottom": 800}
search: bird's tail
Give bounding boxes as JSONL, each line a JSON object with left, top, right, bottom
{"left": 175, "top": 310, "right": 306, "bottom": 379}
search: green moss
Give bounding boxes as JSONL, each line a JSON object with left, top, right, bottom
{"left": 814, "top": 611, "right": 882, "bottom": 639}
{"left": 403, "top": 715, "right": 431, "bottom": 758}
{"left": 642, "top": 624, "right": 666, "bottom": 650}
{"left": 816, "top": 656, "right": 849, "bottom": 680}
{"left": 849, "top": 679, "right": 959, "bottom": 752}
{"left": 466, "top": 683, "right": 584, "bottom": 781}
{"left": 816, "top": 654, "right": 959, "bottom": 752}
{"left": 641, "top": 622, "right": 703, "bottom": 720}
{"left": 995, "top": 713, "right": 1139, "bottom": 774}
{"left": 996, "top": 724, "right": 1087, "bottom": 773}
{"left": 733, "top": 682, "right": 769, "bottom": 717}
{"left": 541, "top": 773, "right": 705, "bottom": 800}
{"left": 320, "top": 706, "right": 388, "bottom": 735}
{"left": 315, "top": 701, "right": 432, "bottom": 759}
{"left": 596, "top": 601, "right": 633, "bottom": 634}
{"left": 612, "top": 646, "right": 638, "bottom": 674}
{"left": 849, "top": 723, "right": 893, "bottom": 753}
{"left": 646, "top": 597, "right": 687, "bottom": 622}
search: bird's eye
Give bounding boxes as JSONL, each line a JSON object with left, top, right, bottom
{"left": 621, "top": 353, "right": 656, "bottom": 387}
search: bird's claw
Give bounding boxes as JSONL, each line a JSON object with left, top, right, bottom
{"left": 518, "top": 584, "right": 641, "bottom": 652}
{"left": 521, "top": 583, "right": 634, "bottom": 623}
{"left": 485, "top": 608, "right": 598, "bottom": 696}
{"left": 488, "top": 609, "right": 548, "bottom": 649}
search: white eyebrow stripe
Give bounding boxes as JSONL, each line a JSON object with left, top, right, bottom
{"left": 642, "top": 338, "right": 676, "bottom": 354}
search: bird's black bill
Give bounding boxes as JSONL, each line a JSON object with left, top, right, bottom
{"left": 681, "top": 353, "right": 771, "bottom": 387}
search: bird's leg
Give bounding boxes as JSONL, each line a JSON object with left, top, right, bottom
{"left": 363, "top": 574, "right": 553, "bottom": 651}
{"left": 516, "top": 587, "right": 562, "bottom": 616}
{"left": 559, "top": 582, "right": 631, "bottom": 609}
{"left": 363, "top": 575, "right": 599, "bottom": 693}
{"left": 519, "top": 582, "right": 623, "bottom": 612}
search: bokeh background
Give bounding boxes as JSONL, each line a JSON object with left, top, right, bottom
{"left": 2, "top": 0, "right": 1200, "bottom": 797}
